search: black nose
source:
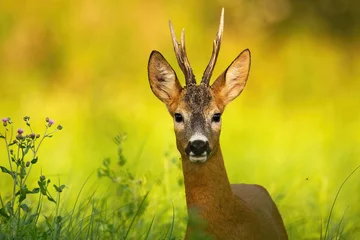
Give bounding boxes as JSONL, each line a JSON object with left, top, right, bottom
{"left": 189, "top": 140, "right": 209, "bottom": 156}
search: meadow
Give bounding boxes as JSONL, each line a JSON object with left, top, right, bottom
{"left": 1, "top": 1, "right": 360, "bottom": 239}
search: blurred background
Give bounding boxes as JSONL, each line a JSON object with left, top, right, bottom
{"left": 1, "top": 0, "right": 360, "bottom": 238}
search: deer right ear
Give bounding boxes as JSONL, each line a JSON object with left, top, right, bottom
{"left": 148, "top": 51, "right": 182, "bottom": 105}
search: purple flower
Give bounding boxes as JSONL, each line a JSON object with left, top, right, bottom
{"left": 2, "top": 117, "right": 9, "bottom": 126}
{"left": 17, "top": 128, "right": 24, "bottom": 134}
{"left": 48, "top": 119, "right": 54, "bottom": 127}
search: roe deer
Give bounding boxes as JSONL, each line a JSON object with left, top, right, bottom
{"left": 147, "top": 8, "right": 288, "bottom": 240}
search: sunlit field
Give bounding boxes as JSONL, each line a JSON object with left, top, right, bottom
{"left": 1, "top": 1, "right": 360, "bottom": 239}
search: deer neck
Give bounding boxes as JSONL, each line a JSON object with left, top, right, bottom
{"left": 181, "top": 146, "right": 236, "bottom": 220}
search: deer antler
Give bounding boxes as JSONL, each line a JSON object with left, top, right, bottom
{"left": 201, "top": 8, "right": 224, "bottom": 86}
{"left": 169, "top": 21, "right": 196, "bottom": 85}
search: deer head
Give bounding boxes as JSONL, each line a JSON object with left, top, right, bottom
{"left": 148, "top": 9, "right": 251, "bottom": 163}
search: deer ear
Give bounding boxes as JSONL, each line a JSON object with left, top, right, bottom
{"left": 148, "top": 51, "right": 182, "bottom": 105}
{"left": 212, "top": 49, "right": 251, "bottom": 107}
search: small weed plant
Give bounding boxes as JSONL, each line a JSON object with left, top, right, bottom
{"left": 0, "top": 116, "right": 64, "bottom": 239}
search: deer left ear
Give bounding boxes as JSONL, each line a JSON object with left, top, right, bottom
{"left": 212, "top": 49, "right": 251, "bottom": 106}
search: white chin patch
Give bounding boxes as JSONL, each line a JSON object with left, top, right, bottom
{"left": 189, "top": 152, "right": 208, "bottom": 163}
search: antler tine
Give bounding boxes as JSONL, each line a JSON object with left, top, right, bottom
{"left": 169, "top": 21, "right": 195, "bottom": 85}
{"left": 201, "top": 8, "right": 224, "bottom": 86}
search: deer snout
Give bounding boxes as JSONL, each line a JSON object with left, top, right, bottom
{"left": 189, "top": 140, "right": 209, "bottom": 155}
{"left": 185, "top": 136, "right": 211, "bottom": 163}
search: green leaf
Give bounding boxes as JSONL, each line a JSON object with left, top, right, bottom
{"left": 54, "top": 184, "right": 66, "bottom": 193}
{"left": 31, "top": 156, "right": 38, "bottom": 164}
{"left": 103, "top": 158, "right": 110, "bottom": 166}
{"left": 20, "top": 164, "right": 26, "bottom": 179}
{"left": 0, "top": 166, "right": 11, "bottom": 174}
{"left": 20, "top": 204, "right": 30, "bottom": 213}
{"left": 38, "top": 181, "right": 47, "bottom": 195}
{"left": 0, "top": 207, "right": 9, "bottom": 219}
{"left": 55, "top": 216, "right": 62, "bottom": 224}
{"left": 31, "top": 188, "right": 40, "bottom": 194}
{"left": 0, "top": 135, "right": 5, "bottom": 139}
{"left": 24, "top": 145, "right": 30, "bottom": 155}
{"left": 19, "top": 191, "right": 26, "bottom": 202}
{"left": 47, "top": 196, "right": 56, "bottom": 204}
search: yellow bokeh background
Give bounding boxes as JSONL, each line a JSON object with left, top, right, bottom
{"left": 1, "top": 0, "right": 360, "bottom": 238}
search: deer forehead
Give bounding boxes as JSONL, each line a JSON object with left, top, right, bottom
{"left": 179, "top": 85, "right": 214, "bottom": 114}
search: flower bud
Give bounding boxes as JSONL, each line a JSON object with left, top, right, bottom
{"left": 17, "top": 128, "right": 24, "bottom": 135}
{"left": 30, "top": 133, "right": 36, "bottom": 139}
{"left": 26, "top": 161, "right": 30, "bottom": 167}
{"left": 40, "top": 175, "right": 46, "bottom": 181}
{"left": 48, "top": 119, "right": 54, "bottom": 127}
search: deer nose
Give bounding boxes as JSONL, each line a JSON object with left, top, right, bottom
{"left": 189, "top": 140, "right": 209, "bottom": 156}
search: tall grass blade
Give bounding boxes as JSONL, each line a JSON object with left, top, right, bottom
{"left": 324, "top": 164, "right": 360, "bottom": 239}
{"left": 124, "top": 191, "right": 150, "bottom": 239}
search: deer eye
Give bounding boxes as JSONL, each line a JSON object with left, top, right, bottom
{"left": 174, "top": 113, "right": 183, "bottom": 123}
{"left": 212, "top": 113, "right": 221, "bottom": 123}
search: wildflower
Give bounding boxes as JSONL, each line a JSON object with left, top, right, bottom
{"left": 30, "top": 133, "right": 36, "bottom": 139}
{"left": 48, "top": 119, "right": 54, "bottom": 127}
{"left": 2, "top": 117, "right": 9, "bottom": 126}
{"left": 17, "top": 128, "right": 24, "bottom": 135}
{"left": 57, "top": 125, "right": 63, "bottom": 130}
